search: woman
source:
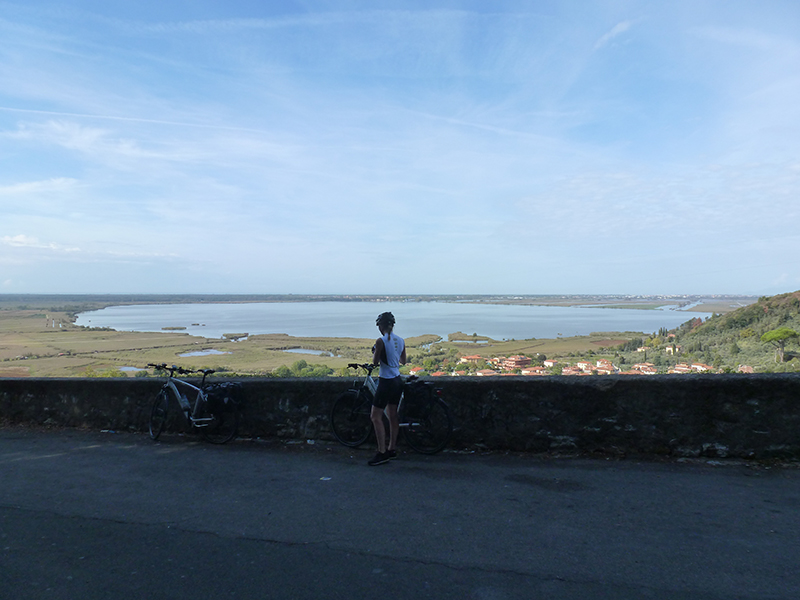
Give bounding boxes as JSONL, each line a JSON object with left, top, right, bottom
{"left": 368, "top": 312, "right": 406, "bottom": 466}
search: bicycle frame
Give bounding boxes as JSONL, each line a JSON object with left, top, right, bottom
{"left": 148, "top": 363, "right": 241, "bottom": 445}
{"left": 348, "top": 363, "right": 429, "bottom": 428}
{"left": 165, "top": 378, "right": 207, "bottom": 423}
{"left": 152, "top": 364, "right": 215, "bottom": 426}
{"left": 332, "top": 363, "right": 451, "bottom": 453}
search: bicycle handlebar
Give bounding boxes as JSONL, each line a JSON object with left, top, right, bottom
{"left": 147, "top": 363, "right": 215, "bottom": 376}
{"left": 347, "top": 363, "right": 418, "bottom": 382}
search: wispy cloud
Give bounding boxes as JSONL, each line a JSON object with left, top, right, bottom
{"left": 594, "top": 20, "right": 634, "bottom": 50}
{"left": 0, "top": 1, "right": 798, "bottom": 294}
{"left": 1, "top": 234, "right": 80, "bottom": 252}
{"left": 0, "top": 177, "right": 77, "bottom": 195}
{"left": 0, "top": 106, "right": 293, "bottom": 137}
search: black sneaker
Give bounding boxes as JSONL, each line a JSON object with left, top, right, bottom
{"left": 386, "top": 449, "right": 397, "bottom": 460}
{"left": 368, "top": 452, "right": 390, "bottom": 466}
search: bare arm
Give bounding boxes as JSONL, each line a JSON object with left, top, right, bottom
{"left": 372, "top": 338, "right": 384, "bottom": 366}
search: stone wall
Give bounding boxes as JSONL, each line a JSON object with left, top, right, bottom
{"left": 1, "top": 374, "right": 799, "bottom": 459}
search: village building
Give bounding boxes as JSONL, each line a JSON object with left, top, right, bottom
{"left": 502, "top": 355, "right": 532, "bottom": 370}
{"left": 520, "top": 366, "right": 548, "bottom": 376}
{"left": 595, "top": 359, "right": 617, "bottom": 374}
{"left": 459, "top": 355, "right": 483, "bottom": 364}
{"left": 561, "top": 366, "right": 584, "bottom": 376}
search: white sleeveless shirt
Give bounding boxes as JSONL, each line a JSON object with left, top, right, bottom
{"left": 379, "top": 332, "right": 404, "bottom": 379}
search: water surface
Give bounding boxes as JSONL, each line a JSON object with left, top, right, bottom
{"left": 76, "top": 301, "right": 707, "bottom": 341}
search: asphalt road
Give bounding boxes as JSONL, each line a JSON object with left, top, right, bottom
{"left": 1, "top": 427, "right": 798, "bottom": 600}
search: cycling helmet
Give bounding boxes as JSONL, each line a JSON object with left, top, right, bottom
{"left": 376, "top": 312, "right": 396, "bottom": 328}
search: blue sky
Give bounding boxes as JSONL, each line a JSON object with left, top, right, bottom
{"left": 1, "top": 1, "right": 799, "bottom": 295}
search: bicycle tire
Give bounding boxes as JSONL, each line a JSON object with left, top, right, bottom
{"left": 149, "top": 389, "right": 170, "bottom": 441}
{"left": 200, "top": 406, "right": 239, "bottom": 444}
{"left": 402, "top": 398, "right": 453, "bottom": 455}
{"left": 330, "top": 390, "right": 373, "bottom": 447}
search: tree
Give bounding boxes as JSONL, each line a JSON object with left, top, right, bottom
{"left": 274, "top": 365, "right": 292, "bottom": 377}
{"left": 761, "top": 327, "right": 799, "bottom": 363}
{"left": 290, "top": 359, "right": 309, "bottom": 375}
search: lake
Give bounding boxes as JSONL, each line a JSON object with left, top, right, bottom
{"left": 75, "top": 301, "right": 708, "bottom": 341}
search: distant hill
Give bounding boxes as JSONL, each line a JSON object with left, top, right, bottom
{"left": 669, "top": 291, "right": 800, "bottom": 372}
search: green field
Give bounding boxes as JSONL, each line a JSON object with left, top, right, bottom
{"left": 0, "top": 305, "right": 640, "bottom": 377}
{"left": 0, "top": 294, "right": 755, "bottom": 377}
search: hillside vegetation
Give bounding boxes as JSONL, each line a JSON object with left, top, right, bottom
{"left": 634, "top": 291, "right": 800, "bottom": 373}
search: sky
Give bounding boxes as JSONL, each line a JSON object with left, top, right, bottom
{"left": 1, "top": 0, "right": 799, "bottom": 296}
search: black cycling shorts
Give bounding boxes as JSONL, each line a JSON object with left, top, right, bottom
{"left": 373, "top": 376, "right": 403, "bottom": 409}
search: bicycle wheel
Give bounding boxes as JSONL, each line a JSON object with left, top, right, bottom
{"left": 201, "top": 407, "right": 239, "bottom": 444}
{"left": 403, "top": 398, "right": 453, "bottom": 454}
{"left": 330, "top": 390, "right": 373, "bottom": 447}
{"left": 149, "top": 389, "right": 170, "bottom": 441}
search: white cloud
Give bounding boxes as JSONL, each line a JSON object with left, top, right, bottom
{"left": 10, "top": 120, "right": 135, "bottom": 156}
{"left": 1, "top": 234, "right": 80, "bottom": 252}
{"left": 691, "top": 26, "right": 797, "bottom": 52}
{"left": 594, "top": 20, "right": 633, "bottom": 50}
{"left": 2, "top": 234, "right": 42, "bottom": 247}
{"left": 0, "top": 2, "right": 798, "bottom": 294}
{"left": 0, "top": 178, "right": 78, "bottom": 195}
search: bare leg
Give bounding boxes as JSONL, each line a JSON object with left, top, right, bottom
{"left": 386, "top": 404, "right": 399, "bottom": 451}
{"left": 370, "top": 406, "right": 387, "bottom": 453}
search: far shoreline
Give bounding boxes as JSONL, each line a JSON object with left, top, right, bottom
{"left": 0, "top": 293, "right": 758, "bottom": 316}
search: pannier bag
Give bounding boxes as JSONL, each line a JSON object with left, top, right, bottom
{"left": 403, "top": 380, "right": 433, "bottom": 416}
{"left": 204, "top": 382, "right": 245, "bottom": 414}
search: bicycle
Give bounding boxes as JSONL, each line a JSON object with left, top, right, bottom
{"left": 330, "top": 363, "right": 453, "bottom": 454}
{"left": 147, "top": 363, "right": 242, "bottom": 444}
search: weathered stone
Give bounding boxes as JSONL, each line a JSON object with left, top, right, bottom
{"left": 1, "top": 374, "right": 799, "bottom": 459}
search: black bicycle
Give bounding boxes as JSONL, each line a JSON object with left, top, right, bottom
{"left": 330, "top": 363, "right": 453, "bottom": 454}
{"left": 147, "top": 363, "right": 243, "bottom": 444}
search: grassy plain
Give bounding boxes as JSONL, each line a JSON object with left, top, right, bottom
{"left": 0, "top": 305, "right": 442, "bottom": 377}
{"left": 0, "top": 295, "right": 754, "bottom": 377}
